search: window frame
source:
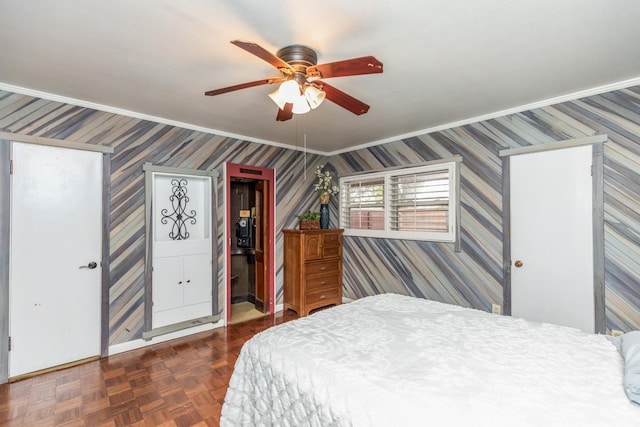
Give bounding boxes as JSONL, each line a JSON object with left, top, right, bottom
{"left": 339, "top": 158, "right": 460, "bottom": 243}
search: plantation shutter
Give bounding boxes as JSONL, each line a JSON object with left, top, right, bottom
{"left": 340, "top": 177, "right": 385, "bottom": 230}
{"left": 339, "top": 158, "right": 459, "bottom": 242}
{"left": 389, "top": 169, "right": 450, "bottom": 232}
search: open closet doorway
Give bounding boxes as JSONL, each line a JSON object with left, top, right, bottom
{"left": 225, "top": 163, "right": 275, "bottom": 324}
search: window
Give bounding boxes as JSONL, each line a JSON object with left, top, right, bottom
{"left": 341, "top": 177, "right": 385, "bottom": 231}
{"left": 340, "top": 160, "right": 459, "bottom": 242}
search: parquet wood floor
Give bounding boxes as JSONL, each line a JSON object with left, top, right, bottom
{"left": 0, "top": 310, "right": 298, "bottom": 427}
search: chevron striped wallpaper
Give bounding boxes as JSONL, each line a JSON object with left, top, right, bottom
{"left": 331, "top": 86, "right": 640, "bottom": 332}
{"left": 1, "top": 83, "right": 639, "bottom": 349}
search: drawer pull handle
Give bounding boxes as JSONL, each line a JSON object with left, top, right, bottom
{"left": 320, "top": 294, "right": 326, "bottom": 299}
{"left": 320, "top": 281, "right": 326, "bottom": 285}
{"left": 320, "top": 267, "right": 326, "bottom": 271}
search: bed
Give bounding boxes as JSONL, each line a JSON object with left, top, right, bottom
{"left": 221, "top": 293, "right": 639, "bottom": 426}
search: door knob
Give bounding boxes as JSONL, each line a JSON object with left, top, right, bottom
{"left": 79, "top": 261, "right": 98, "bottom": 269}
{"left": 514, "top": 260, "right": 523, "bottom": 268}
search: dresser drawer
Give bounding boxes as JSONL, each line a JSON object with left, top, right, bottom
{"left": 306, "top": 273, "right": 340, "bottom": 293}
{"left": 305, "top": 260, "right": 340, "bottom": 277}
{"left": 323, "top": 233, "right": 341, "bottom": 247}
{"left": 305, "top": 287, "right": 340, "bottom": 305}
{"left": 322, "top": 246, "right": 341, "bottom": 258}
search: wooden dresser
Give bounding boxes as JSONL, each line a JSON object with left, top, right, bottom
{"left": 283, "top": 229, "right": 343, "bottom": 316}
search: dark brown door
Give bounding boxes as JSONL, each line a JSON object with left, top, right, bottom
{"left": 254, "top": 181, "right": 269, "bottom": 312}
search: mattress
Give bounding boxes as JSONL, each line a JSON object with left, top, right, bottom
{"left": 221, "top": 293, "right": 638, "bottom": 426}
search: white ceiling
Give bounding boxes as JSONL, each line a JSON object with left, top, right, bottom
{"left": 2, "top": 0, "right": 640, "bottom": 154}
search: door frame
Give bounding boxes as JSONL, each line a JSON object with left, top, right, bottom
{"left": 0, "top": 132, "right": 113, "bottom": 384}
{"left": 225, "top": 162, "right": 275, "bottom": 323}
{"left": 500, "top": 134, "right": 606, "bottom": 333}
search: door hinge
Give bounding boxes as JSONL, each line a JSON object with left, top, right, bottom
{"left": 8, "top": 336, "right": 11, "bottom": 351}
{"left": 9, "top": 160, "right": 13, "bottom": 175}
{"left": 590, "top": 165, "right": 593, "bottom": 176}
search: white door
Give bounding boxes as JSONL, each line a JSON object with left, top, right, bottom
{"left": 152, "top": 256, "right": 184, "bottom": 313}
{"left": 182, "top": 253, "right": 213, "bottom": 307}
{"left": 510, "top": 144, "right": 594, "bottom": 332}
{"left": 9, "top": 143, "right": 102, "bottom": 377}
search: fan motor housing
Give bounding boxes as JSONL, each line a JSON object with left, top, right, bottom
{"left": 276, "top": 45, "right": 318, "bottom": 69}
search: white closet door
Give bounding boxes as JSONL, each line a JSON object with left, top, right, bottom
{"left": 152, "top": 256, "right": 184, "bottom": 313}
{"left": 182, "top": 253, "right": 212, "bottom": 307}
{"left": 510, "top": 145, "right": 594, "bottom": 332}
{"left": 10, "top": 143, "right": 102, "bottom": 377}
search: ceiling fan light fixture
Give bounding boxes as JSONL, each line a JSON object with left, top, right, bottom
{"left": 291, "top": 94, "right": 311, "bottom": 114}
{"left": 205, "top": 40, "right": 383, "bottom": 122}
{"left": 270, "top": 79, "right": 321, "bottom": 114}
{"left": 278, "top": 79, "right": 301, "bottom": 103}
{"left": 268, "top": 88, "right": 287, "bottom": 110}
{"left": 304, "top": 85, "right": 326, "bottom": 109}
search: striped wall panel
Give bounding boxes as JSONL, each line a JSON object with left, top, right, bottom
{"left": 1, "top": 83, "right": 639, "bottom": 347}
{"left": 330, "top": 86, "right": 640, "bottom": 332}
{"left": 0, "top": 90, "right": 328, "bottom": 344}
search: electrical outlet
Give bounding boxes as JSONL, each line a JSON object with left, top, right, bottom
{"left": 491, "top": 304, "right": 502, "bottom": 315}
{"left": 611, "top": 330, "right": 624, "bottom": 337}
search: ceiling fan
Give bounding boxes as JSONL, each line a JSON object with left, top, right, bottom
{"left": 204, "top": 40, "right": 383, "bottom": 121}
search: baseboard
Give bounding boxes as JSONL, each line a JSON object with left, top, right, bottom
{"left": 108, "top": 319, "right": 225, "bottom": 356}
{"left": 108, "top": 302, "right": 328, "bottom": 356}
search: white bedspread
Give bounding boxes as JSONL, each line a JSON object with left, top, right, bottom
{"left": 221, "top": 294, "right": 638, "bottom": 426}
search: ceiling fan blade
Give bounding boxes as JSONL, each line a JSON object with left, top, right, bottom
{"left": 307, "top": 56, "right": 383, "bottom": 79}
{"left": 276, "top": 103, "right": 294, "bottom": 121}
{"left": 204, "top": 78, "right": 283, "bottom": 96}
{"left": 231, "top": 40, "right": 293, "bottom": 71}
{"left": 316, "top": 82, "right": 370, "bottom": 115}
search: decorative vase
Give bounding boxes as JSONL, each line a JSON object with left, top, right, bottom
{"left": 320, "top": 203, "right": 330, "bottom": 229}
